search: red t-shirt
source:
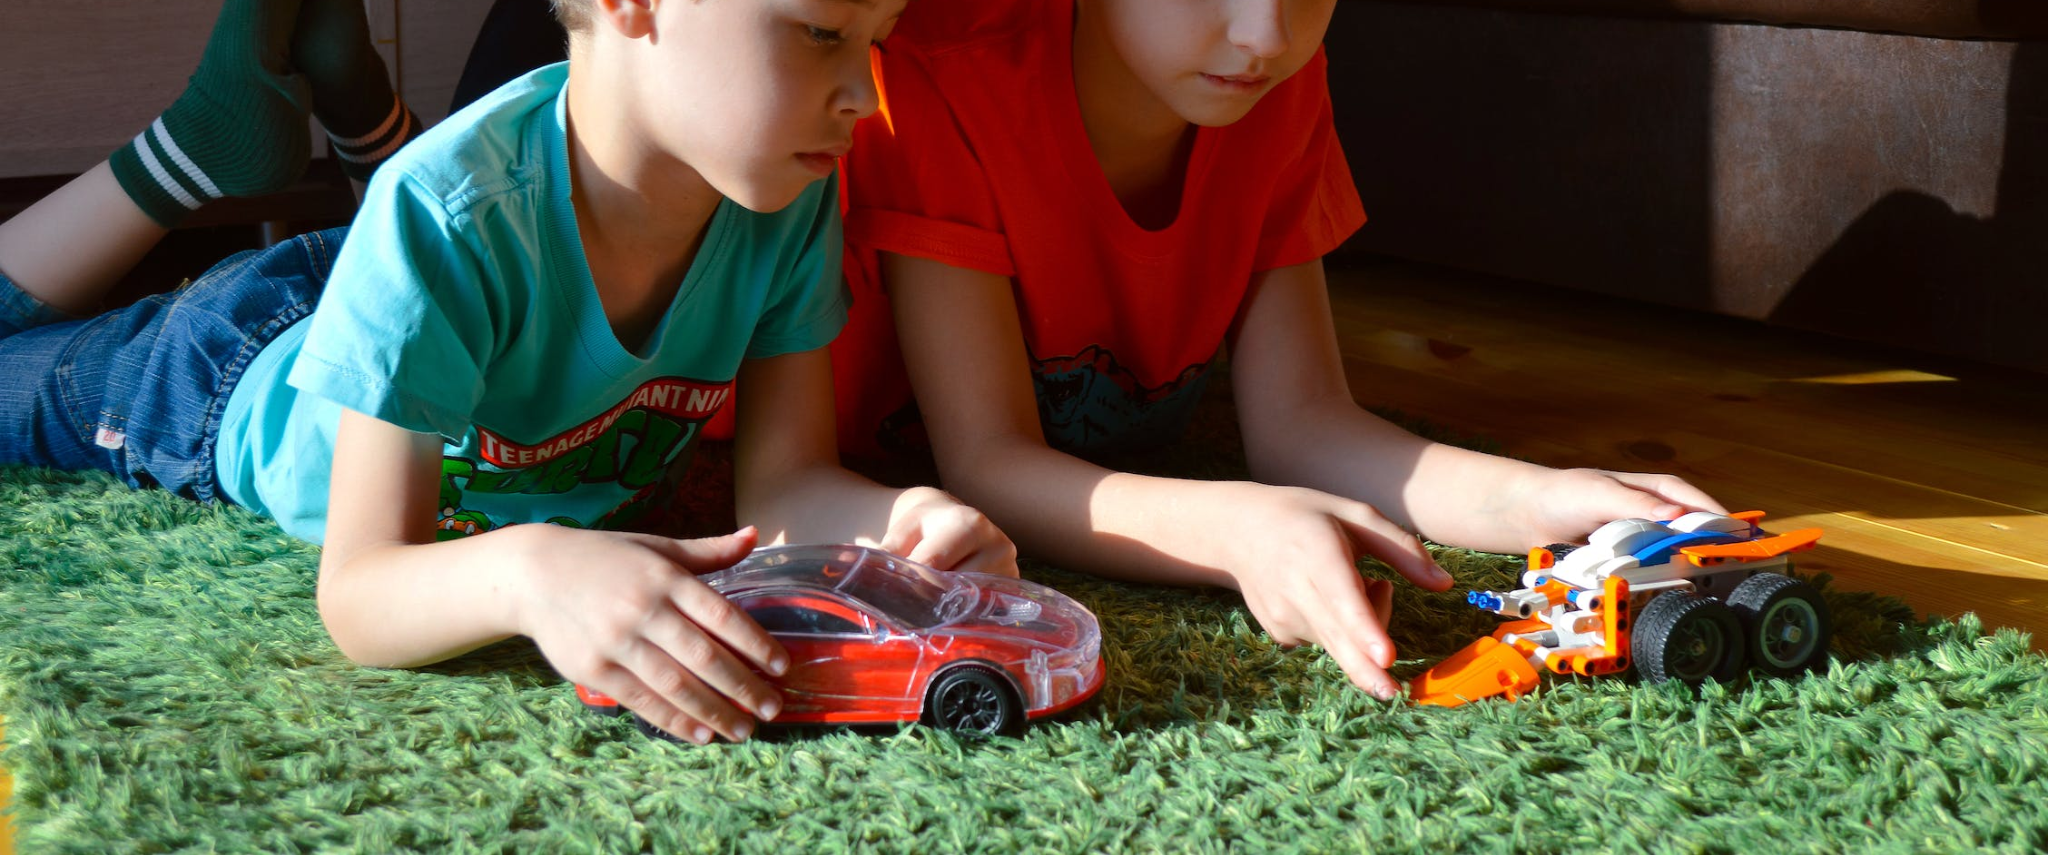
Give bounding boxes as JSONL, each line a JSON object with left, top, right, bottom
{"left": 831, "top": 0, "right": 1366, "bottom": 458}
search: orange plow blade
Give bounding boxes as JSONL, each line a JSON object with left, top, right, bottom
{"left": 1679, "top": 527, "right": 1824, "bottom": 563}
{"left": 1409, "top": 636, "right": 1543, "bottom": 707}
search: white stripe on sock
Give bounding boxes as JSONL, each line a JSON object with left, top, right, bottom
{"left": 329, "top": 97, "right": 403, "bottom": 147}
{"left": 152, "top": 117, "right": 222, "bottom": 201}
{"left": 133, "top": 128, "right": 202, "bottom": 211}
{"left": 334, "top": 107, "right": 412, "bottom": 165}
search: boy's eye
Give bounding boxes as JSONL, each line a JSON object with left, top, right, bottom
{"left": 804, "top": 25, "right": 845, "bottom": 46}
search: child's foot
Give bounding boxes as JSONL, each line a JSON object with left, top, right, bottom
{"left": 108, "top": 0, "right": 312, "bottom": 227}
{"left": 292, "top": 0, "right": 422, "bottom": 183}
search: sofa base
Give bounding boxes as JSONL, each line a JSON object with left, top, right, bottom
{"left": 1329, "top": 4, "right": 2045, "bottom": 372}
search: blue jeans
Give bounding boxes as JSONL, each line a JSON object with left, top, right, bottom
{"left": 0, "top": 227, "right": 341, "bottom": 502}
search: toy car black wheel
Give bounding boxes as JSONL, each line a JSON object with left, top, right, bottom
{"left": 1633, "top": 591, "right": 1747, "bottom": 685}
{"left": 1726, "top": 573, "right": 1831, "bottom": 677}
{"left": 923, "top": 663, "right": 1021, "bottom": 736}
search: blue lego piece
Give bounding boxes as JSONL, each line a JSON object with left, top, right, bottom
{"left": 1627, "top": 531, "right": 1746, "bottom": 567}
{"left": 1467, "top": 591, "right": 1503, "bottom": 612}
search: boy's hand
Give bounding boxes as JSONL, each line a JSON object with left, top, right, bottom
{"left": 510, "top": 524, "right": 789, "bottom": 745}
{"left": 1216, "top": 484, "right": 1454, "bottom": 701}
{"left": 1506, "top": 467, "right": 1727, "bottom": 547}
{"left": 881, "top": 486, "right": 1020, "bottom": 577}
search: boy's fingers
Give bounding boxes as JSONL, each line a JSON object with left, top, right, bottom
{"left": 1365, "top": 579, "right": 1395, "bottom": 631}
{"left": 668, "top": 574, "right": 790, "bottom": 679}
{"left": 903, "top": 514, "right": 1019, "bottom": 577}
{"left": 1310, "top": 605, "right": 1400, "bottom": 700}
{"left": 879, "top": 524, "right": 918, "bottom": 558}
{"left": 1309, "top": 569, "right": 1398, "bottom": 671}
{"left": 1603, "top": 484, "right": 1689, "bottom": 523}
{"left": 627, "top": 640, "right": 755, "bottom": 743}
{"left": 641, "top": 526, "right": 759, "bottom": 575}
{"left": 1327, "top": 502, "right": 1451, "bottom": 591}
{"left": 902, "top": 529, "right": 954, "bottom": 570}
{"left": 605, "top": 674, "right": 715, "bottom": 745}
{"left": 902, "top": 512, "right": 977, "bottom": 567}
{"left": 1602, "top": 471, "right": 1728, "bottom": 516}
{"left": 950, "top": 544, "right": 1021, "bottom": 578}
{"left": 643, "top": 606, "right": 784, "bottom": 724}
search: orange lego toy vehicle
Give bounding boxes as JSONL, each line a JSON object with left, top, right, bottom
{"left": 1410, "top": 511, "right": 1831, "bottom": 707}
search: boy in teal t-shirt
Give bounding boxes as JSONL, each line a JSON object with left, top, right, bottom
{"left": 0, "top": 0, "right": 997, "bottom": 746}
{"left": 215, "top": 61, "right": 849, "bottom": 545}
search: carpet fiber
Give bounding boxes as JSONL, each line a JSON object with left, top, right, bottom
{"left": 4, "top": 431, "right": 2047, "bottom": 852}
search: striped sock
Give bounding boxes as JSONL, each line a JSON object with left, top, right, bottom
{"left": 325, "top": 96, "right": 421, "bottom": 182}
{"left": 293, "top": 0, "right": 422, "bottom": 182}
{"left": 106, "top": 0, "right": 310, "bottom": 227}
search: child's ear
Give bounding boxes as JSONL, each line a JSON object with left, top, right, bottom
{"left": 592, "top": 0, "right": 657, "bottom": 40}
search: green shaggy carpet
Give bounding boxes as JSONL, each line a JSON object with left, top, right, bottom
{"left": 4, "top": 426, "right": 2047, "bottom": 852}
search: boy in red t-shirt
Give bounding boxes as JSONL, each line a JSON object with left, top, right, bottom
{"left": 830, "top": 0, "right": 1727, "bottom": 700}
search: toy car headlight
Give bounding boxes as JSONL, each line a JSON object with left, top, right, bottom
{"left": 1023, "top": 647, "right": 1095, "bottom": 710}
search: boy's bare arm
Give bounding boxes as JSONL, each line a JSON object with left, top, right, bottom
{"left": 316, "top": 408, "right": 788, "bottom": 744}
{"left": 317, "top": 408, "right": 533, "bottom": 666}
{"left": 1228, "top": 259, "right": 1725, "bottom": 554}
{"left": 885, "top": 252, "right": 1446, "bottom": 699}
{"left": 730, "top": 348, "right": 1016, "bottom": 576}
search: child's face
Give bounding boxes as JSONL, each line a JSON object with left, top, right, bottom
{"left": 639, "top": 0, "right": 902, "bottom": 212}
{"left": 1090, "top": 0, "right": 1337, "bottom": 127}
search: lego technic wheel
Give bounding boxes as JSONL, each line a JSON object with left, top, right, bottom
{"left": 922, "top": 663, "right": 1022, "bottom": 736}
{"left": 1726, "top": 573, "right": 1831, "bottom": 678}
{"left": 1633, "top": 591, "right": 1748, "bottom": 686}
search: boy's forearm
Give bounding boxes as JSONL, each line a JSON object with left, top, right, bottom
{"left": 936, "top": 438, "right": 1243, "bottom": 589}
{"left": 735, "top": 462, "right": 919, "bottom": 547}
{"left": 1241, "top": 397, "right": 1547, "bottom": 551}
{"left": 316, "top": 526, "right": 535, "bottom": 668}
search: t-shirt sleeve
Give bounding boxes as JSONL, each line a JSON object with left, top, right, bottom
{"left": 287, "top": 171, "right": 496, "bottom": 440}
{"left": 747, "top": 174, "right": 851, "bottom": 359}
{"left": 842, "top": 45, "right": 1016, "bottom": 277}
{"left": 1252, "top": 51, "right": 1368, "bottom": 272}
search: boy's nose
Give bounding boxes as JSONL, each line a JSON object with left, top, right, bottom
{"left": 1227, "top": 0, "right": 1291, "bottom": 60}
{"left": 838, "top": 50, "right": 883, "bottom": 119}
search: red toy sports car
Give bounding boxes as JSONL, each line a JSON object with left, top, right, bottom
{"left": 577, "top": 544, "right": 1105, "bottom": 736}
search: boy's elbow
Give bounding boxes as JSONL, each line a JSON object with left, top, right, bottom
{"left": 314, "top": 584, "right": 382, "bottom": 667}
{"left": 320, "top": 622, "right": 427, "bottom": 670}
{"left": 313, "top": 563, "right": 410, "bottom": 669}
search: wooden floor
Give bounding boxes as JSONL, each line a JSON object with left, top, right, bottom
{"left": 1327, "top": 258, "right": 2048, "bottom": 646}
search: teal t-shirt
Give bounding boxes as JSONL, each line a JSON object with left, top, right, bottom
{"left": 215, "top": 63, "right": 848, "bottom": 543}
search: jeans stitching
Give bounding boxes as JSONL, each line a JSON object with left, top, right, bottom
{"left": 190, "top": 232, "right": 332, "bottom": 504}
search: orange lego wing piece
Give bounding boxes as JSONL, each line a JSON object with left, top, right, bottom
{"left": 1679, "top": 528, "right": 1824, "bottom": 562}
{"left": 1489, "top": 616, "right": 1549, "bottom": 642}
{"left": 1409, "top": 636, "right": 1543, "bottom": 708}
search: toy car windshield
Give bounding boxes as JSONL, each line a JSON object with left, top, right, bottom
{"left": 718, "top": 544, "right": 973, "bottom": 630}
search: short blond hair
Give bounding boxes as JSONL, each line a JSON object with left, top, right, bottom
{"left": 550, "top": 0, "right": 593, "bottom": 33}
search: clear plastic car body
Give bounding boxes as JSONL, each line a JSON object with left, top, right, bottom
{"left": 577, "top": 544, "right": 1104, "bottom": 734}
